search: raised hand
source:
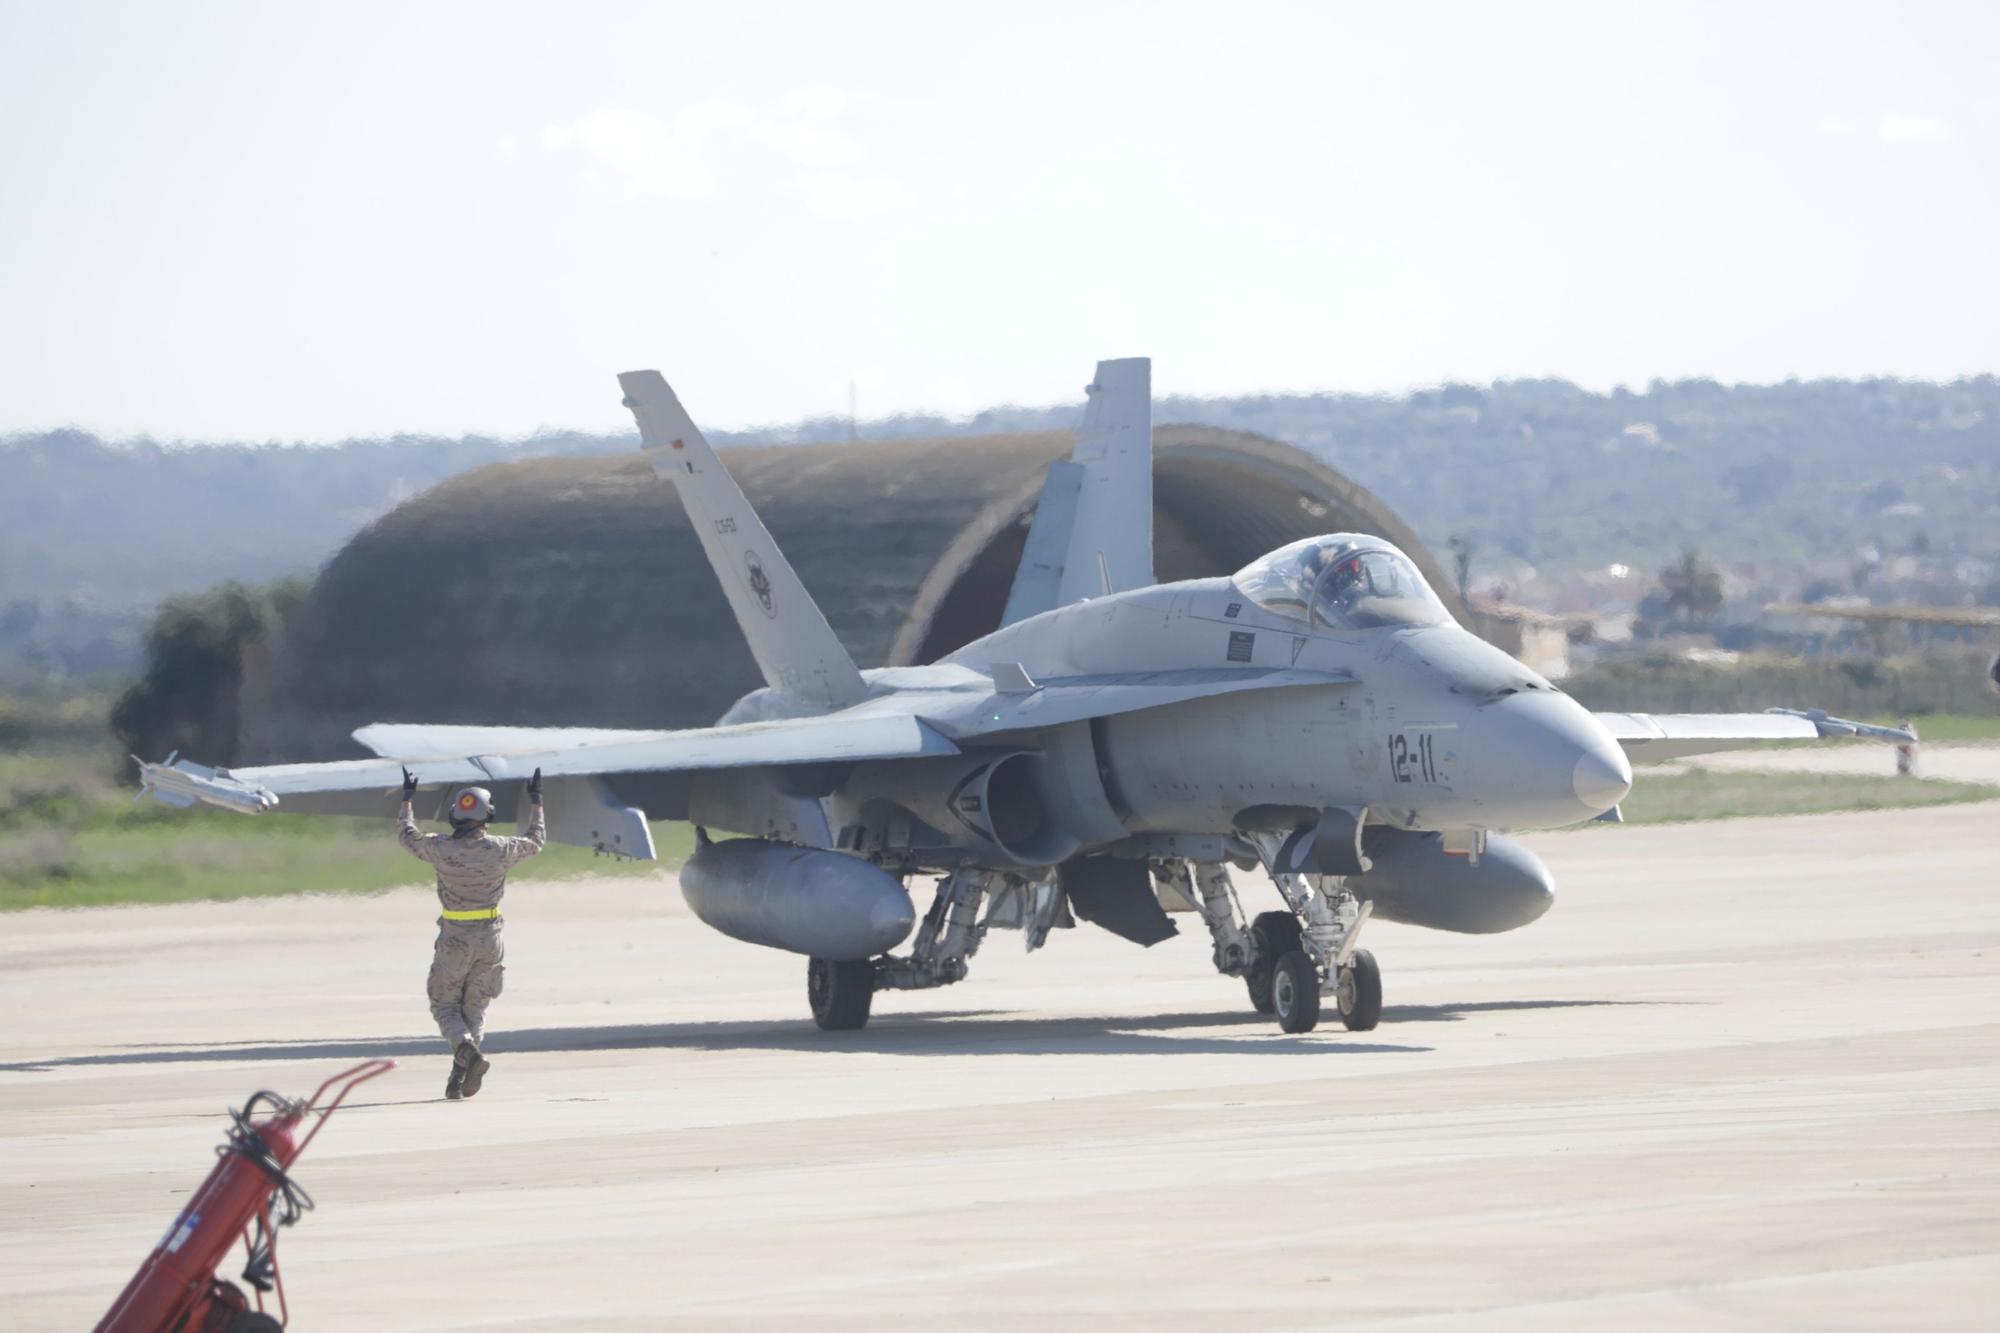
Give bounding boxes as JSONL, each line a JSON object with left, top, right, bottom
{"left": 526, "top": 768, "right": 544, "bottom": 804}
{"left": 401, "top": 767, "right": 418, "bottom": 801}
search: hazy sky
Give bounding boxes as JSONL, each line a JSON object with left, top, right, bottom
{"left": 2, "top": 1, "right": 1995, "bottom": 441}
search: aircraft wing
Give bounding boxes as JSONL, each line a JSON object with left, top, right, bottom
{"left": 919, "top": 666, "right": 1357, "bottom": 740}
{"left": 137, "top": 714, "right": 960, "bottom": 815}
{"left": 1594, "top": 708, "right": 1915, "bottom": 761}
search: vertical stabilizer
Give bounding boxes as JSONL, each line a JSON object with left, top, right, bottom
{"left": 1002, "top": 357, "right": 1153, "bottom": 625}
{"left": 619, "top": 370, "right": 867, "bottom": 711}
{"left": 998, "top": 461, "right": 1084, "bottom": 627}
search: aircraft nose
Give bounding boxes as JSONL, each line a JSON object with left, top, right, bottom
{"left": 1573, "top": 743, "right": 1632, "bottom": 812}
{"left": 1478, "top": 692, "right": 1632, "bottom": 825}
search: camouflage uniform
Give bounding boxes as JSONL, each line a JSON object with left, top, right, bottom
{"left": 399, "top": 802, "right": 546, "bottom": 1049}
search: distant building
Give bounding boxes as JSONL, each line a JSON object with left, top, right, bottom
{"left": 1468, "top": 601, "right": 1580, "bottom": 680}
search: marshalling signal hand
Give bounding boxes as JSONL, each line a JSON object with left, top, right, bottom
{"left": 526, "top": 768, "right": 543, "bottom": 805}
{"left": 400, "top": 767, "right": 418, "bottom": 801}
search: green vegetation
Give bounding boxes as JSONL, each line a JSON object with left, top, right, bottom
{"left": 0, "top": 747, "right": 691, "bottom": 913}
{"left": 1565, "top": 646, "right": 2000, "bottom": 721}
{"left": 1861, "top": 714, "right": 2000, "bottom": 743}
{"left": 1617, "top": 767, "right": 1997, "bottom": 826}
{"left": 0, "top": 684, "right": 124, "bottom": 749}
{"left": 2, "top": 683, "right": 695, "bottom": 913}
{"left": 1657, "top": 548, "right": 1724, "bottom": 624}
{"left": 111, "top": 579, "right": 305, "bottom": 767}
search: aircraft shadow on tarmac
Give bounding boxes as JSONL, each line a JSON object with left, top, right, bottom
{"left": 0, "top": 999, "right": 1682, "bottom": 1073}
{"left": 1382, "top": 998, "right": 1695, "bottom": 1023}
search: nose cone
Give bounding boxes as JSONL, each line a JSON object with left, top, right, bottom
{"left": 1472, "top": 692, "right": 1633, "bottom": 827}
{"left": 1573, "top": 743, "right": 1633, "bottom": 812}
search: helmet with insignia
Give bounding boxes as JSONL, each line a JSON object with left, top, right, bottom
{"left": 449, "top": 786, "right": 494, "bottom": 825}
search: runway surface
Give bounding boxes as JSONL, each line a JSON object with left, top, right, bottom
{"left": 4, "top": 798, "right": 1997, "bottom": 1329}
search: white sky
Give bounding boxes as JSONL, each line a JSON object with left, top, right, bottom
{"left": 2, "top": 0, "right": 1995, "bottom": 442}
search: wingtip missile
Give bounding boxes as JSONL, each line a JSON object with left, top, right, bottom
{"left": 1764, "top": 708, "right": 1918, "bottom": 744}
{"left": 134, "top": 755, "right": 278, "bottom": 815}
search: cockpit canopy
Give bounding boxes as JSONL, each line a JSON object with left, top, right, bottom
{"left": 1232, "top": 535, "right": 1453, "bottom": 631}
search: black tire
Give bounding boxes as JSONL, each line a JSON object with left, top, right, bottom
{"left": 807, "top": 957, "right": 873, "bottom": 1031}
{"left": 1272, "top": 950, "right": 1321, "bottom": 1034}
{"left": 1337, "top": 949, "right": 1383, "bottom": 1032}
{"left": 1246, "top": 911, "right": 1302, "bottom": 1014}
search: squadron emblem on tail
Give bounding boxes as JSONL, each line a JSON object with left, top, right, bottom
{"left": 744, "top": 552, "right": 776, "bottom": 617}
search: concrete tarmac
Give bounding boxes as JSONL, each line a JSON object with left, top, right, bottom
{"left": 4, "top": 801, "right": 1997, "bottom": 1329}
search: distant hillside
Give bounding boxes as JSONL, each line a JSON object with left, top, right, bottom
{"left": 0, "top": 428, "right": 628, "bottom": 677}
{"left": 5, "top": 376, "right": 1996, "bottom": 678}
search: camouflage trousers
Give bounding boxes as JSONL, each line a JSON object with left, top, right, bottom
{"left": 428, "top": 921, "right": 505, "bottom": 1049}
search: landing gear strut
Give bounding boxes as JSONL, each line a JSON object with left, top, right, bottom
{"left": 1246, "top": 834, "right": 1382, "bottom": 1034}
{"left": 1166, "top": 854, "right": 1381, "bottom": 1033}
{"left": 874, "top": 867, "right": 998, "bottom": 992}
{"left": 810, "top": 869, "right": 1027, "bottom": 1030}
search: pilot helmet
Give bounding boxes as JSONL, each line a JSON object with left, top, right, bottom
{"left": 449, "top": 786, "right": 494, "bottom": 825}
{"left": 1324, "top": 553, "right": 1366, "bottom": 594}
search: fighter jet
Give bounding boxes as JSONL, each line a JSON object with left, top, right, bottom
{"left": 140, "top": 360, "right": 1914, "bottom": 1034}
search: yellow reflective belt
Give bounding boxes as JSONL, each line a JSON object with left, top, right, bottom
{"left": 439, "top": 907, "right": 499, "bottom": 921}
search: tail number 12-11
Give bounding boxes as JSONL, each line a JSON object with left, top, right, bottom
{"left": 1389, "top": 731, "right": 1442, "bottom": 785}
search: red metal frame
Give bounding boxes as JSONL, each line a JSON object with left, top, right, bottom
{"left": 96, "top": 1057, "right": 397, "bottom": 1333}
{"left": 249, "top": 1059, "right": 396, "bottom": 1324}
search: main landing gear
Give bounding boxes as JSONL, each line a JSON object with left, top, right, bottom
{"left": 1181, "top": 849, "right": 1383, "bottom": 1035}
{"left": 807, "top": 957, "right": 873, "bottom": 1031}
{"left": 808, "top": 856, "right": 1383, "bottom": 1038}
{"left": 809, "top": 867, "right": 1051, "bottom": 1031}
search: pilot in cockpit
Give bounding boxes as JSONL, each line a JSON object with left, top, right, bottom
{"left": 1319, "top": 553, "right": 1367, "bottom": 608}
{"left": 1233, "top": 535, "right": 1452, "bottom": 632}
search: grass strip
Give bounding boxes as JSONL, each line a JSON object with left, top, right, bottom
{"left": 1617, "top": 767, "right": 1998, "bottom": 825}
{"left": 1, "top": 803, "right": 695, "bottom": 912}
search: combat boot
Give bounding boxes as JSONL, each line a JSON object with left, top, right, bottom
{"left": 446, "top": 1040, "right": 480, "bottom": 1100}
{"left": 456, "top": 1039, "right": 491, "bottom": 1099}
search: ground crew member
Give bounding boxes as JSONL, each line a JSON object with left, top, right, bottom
{"left": 398, "top": 766, "right": 546, "bottom": 1099}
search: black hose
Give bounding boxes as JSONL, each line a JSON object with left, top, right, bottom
{"left": 215, "top": 1091, "right": 315, "bottom": 1293}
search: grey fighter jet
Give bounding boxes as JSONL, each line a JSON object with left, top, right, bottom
{"left": 141, "top": 359, "right": 1912, "bottom": 1034}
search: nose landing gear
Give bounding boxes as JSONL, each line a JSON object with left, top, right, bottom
{"left": 1267, "top": 947, "right": 1380, "bottom": 1033}
{"left": 1166, "top": 853, "right": 1386, "bottom": 1035}
{"left": 1248, "top": 834, "right": 1382, "bottom": 1034}
{"left": 1244, "top": 911, "right": 1300, "bottom": 1015}
{"left": 1271, "top": 950, "right": 1320, "bottom": 1033}
{"left": 1333, "top": 949, "right": 1383, "bottom": 1030}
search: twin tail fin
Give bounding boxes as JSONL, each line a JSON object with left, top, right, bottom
{"left": 619, "top": 370, "right": 867, "bottom": 712}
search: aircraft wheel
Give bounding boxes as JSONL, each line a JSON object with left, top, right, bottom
{"left": 1336, "top": 949, "right": 1383, "bottom": 1032}
{"left": 808, "top": 957, "right": 873, "bottom": 1031}
{"left": 1246, "top": 911, "right": 1301, "bottom": 1014}
{"left": 1271, "top": 950, "right": 1321, "bottom": 1034}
